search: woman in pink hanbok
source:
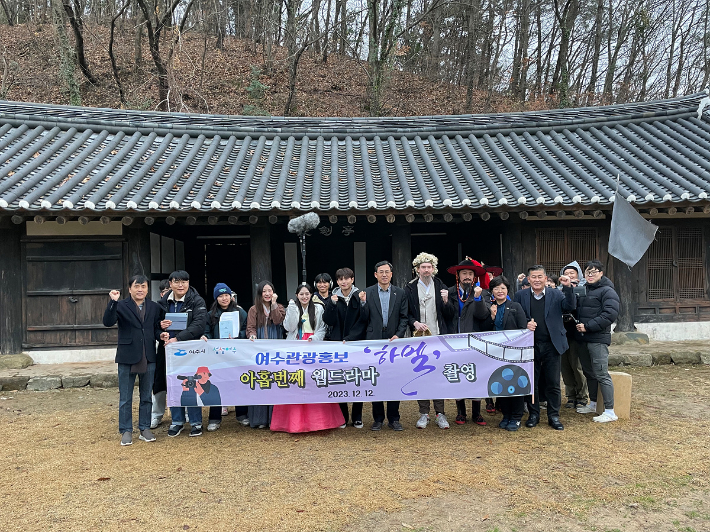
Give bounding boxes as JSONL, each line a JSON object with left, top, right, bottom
{"left": 270, "top": 283, "right": 345, "bottom": 433}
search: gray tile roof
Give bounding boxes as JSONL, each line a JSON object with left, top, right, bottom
{"left": 0, "top": 92, "right": 709, "bottom": 214}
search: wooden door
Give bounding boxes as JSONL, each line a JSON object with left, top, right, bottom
{"left": 23, "top": 239, "right": 124, "bottom": 348}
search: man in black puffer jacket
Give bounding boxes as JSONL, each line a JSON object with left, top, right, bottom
{"left": 574, "top": 260, "right": 620, "bottom": 423}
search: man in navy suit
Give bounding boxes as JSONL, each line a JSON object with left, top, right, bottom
{"left": 359, "top": 261, "right": 409, "bottom": 431}
{"left": 514, "top": 265, "right": 575, "bottom": 431}
{"left": 103, "top": 275, "right": 167, "bottom": 446}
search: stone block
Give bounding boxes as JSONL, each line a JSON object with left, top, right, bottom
{"left": 611, "top": 332, "right": 650, "bottom": 345}
{"left": 608, "top": 353, "right": 624, "bottom": 366}
{"left": 651, "top": 352, "right": 672, "bottom": 365}
{"left": 670, "top": 351, "right": 702, "bottom": 364}
{"left": 0, "top": 353, "right": 34, "bottom": 370}
{"left": 701, "top": 353, "right": 710, "bottom": 365}
{"left": 62, "top": 375, "right": 91, "bottom": 388}
{"left": 596, "top": 371, "right": 632, "bottom": 420}
{"left": 26, "top": 375, "right": 62, "bottom": 391}
{"left": 0, "top": 375, "right": 30, "bottom": 391}
{"left": 609, "top": 354, "right": 652, "bottom": 367}
{"left": 90, "top": 372, "right": 119, "bottom": 388}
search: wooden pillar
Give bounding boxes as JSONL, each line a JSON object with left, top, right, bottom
{"left": 391, "top": 223, "right": 411, "bottom": 289}
{"left": 125, "top": 224, "right": 152, "bottom": 280}
{"left": 250, "top": 221, "right": 272, "bottom": 300}
{"left": 502, "top": 222, "right": 524, "bottom": 290}
{"left": 0, "top": 222, "right": 24, "bottom": 354}
{"left": 610, "top": 255, "right": 637, "bottom": 332}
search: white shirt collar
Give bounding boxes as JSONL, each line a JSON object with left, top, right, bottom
{"left": 167, "top": 292, "right": 186, "bottom": 303}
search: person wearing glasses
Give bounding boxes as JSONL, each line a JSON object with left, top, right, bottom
{"left": 158, "top": 270, "right": 209, "bottom": 438}
{"left": 573, "top": 261, "right": 620, "bottom": 423}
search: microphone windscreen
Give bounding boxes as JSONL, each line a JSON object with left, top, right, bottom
{"left": 287, "top": 212, "right": 321, "bottom": 234}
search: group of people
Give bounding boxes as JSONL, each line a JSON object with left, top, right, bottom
{"left": 103, "top": 252, "right": 621, "bottom": 446}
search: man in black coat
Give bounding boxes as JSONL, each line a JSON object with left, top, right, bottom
{"left": 103, "top": 274, "right": 166, "bottom": 446}
{"left": 157, "top": 270, "right": 209, "bottom": 438}
{"left": 574, "top": 260, "right": 621, "bottom": 423}
{"left": 323, "top": 267, "right": 367, "bottom": 427}
{"left": 405, "top": 252, "right": 454, "bottom": 429}
{"left": 514, "top": 265, "right": 575, "bottom": 430}
{"left": 360, "top": 260, "right": 408, "bottom": 431}
{"left": 445, "top": 257, "right": 492, "bottom": 425}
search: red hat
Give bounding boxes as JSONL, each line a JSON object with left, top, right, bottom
{"left": 196, "top": 366, "right": 211, "bottom": 375}
{"left": 447, "top": 257, "right": 489, "bottom": 289}
{"left": 447, "top": 257, "right": 486, "bottom": 277}
{"left": 485, "top": 266, "right": 503, "bottom": 277}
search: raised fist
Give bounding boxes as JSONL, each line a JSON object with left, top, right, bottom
{"left": 359, "top": 291, "right": 367, "bottom": 302}
{"left": 559, "top": 275, "right": 571, "bottom": 287}
{"left": 109, "top": 290, "right": 120, "bottom": 301}
{"left": 473, "top": 286, "right": 482, "bottom": 298}
{"left": 440, "top": 289, "right": 448, "bottom": 304}
{"left": 331, "top": 294, "right": 338, "bottom": 303}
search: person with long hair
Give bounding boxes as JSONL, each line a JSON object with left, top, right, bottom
{"left": 270, "top": 283, "right": 345, "bottom": 433}
{"left": 201, "top": 283, "right": 249, "bottom": 432}
{"left": 245, "top": 280, "right": 286, "bottom": 428}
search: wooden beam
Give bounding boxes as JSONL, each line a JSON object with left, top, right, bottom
{"left": 121, "top": 216, "right": 134, "bottom": 226}
{"left": 33, "top": 215, "right": 45, "bottom": 224}
{"left": 186, "top": 216, "right": 197, "bottom": 225}
{"left": 228, "top": 216, "right": 239, "bottom": 224}
{"left": 0, "top": 223, "right": 23, "bottom": 354}
{"left": 480, "top": 212, "right": 490, "bottom": 221}
{"left": 367, "top": 215, "right": 377, "bottom": 223}
{"left": 462, "top": 213, "right": 472, "bottom": 222}
{"left": 392, "top": 223, "right": 411, "bottom": 289}
{"left": 250, "top": 222, "right": 272, "bottom": 300}
{"left": 208, "top": 216, "right": 219, "bottom": 225}
{"left": 386, "top": 214, "right": 396, "bottom": 223}
{"left": 405, "top": 214, "right": 415, "bottom": 223}
{"left": 329, "top": 215, "right": 338, "bottom": 224}
{"left": 423, "top": 213, "right": 434, "bottom": 222}
{"left": 347, "top": 215, "right": 357, "bottom": 224}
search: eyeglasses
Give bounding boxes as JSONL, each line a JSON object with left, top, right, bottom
{"left": 585, "top": 270, "right": 601, "bottom": 276}
{"left": 170, "top": 280, "right": 189, "bottom": 285}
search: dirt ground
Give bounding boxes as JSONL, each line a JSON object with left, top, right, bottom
{"left": 1, "top": 365, "right": 708, "bottom": 532}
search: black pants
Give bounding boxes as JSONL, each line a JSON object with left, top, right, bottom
{"left": 209, "top": 405, "right": 248, "bottom": 422}
{"left": 372, "top": 401, "right": 400, "bottom": 423}
{"left": 339, "top": 402, "right": 363, "bottom": 423}
{"left": 498, "top": 396, "right": 525, "bottom": 422}
{"left": 526, "top": 341, "right": 562, "bottom": 419}
{"left": 456, "top": 399, "right": 481, "bottom": 418}
{"left": 152, "top": 343, "right": 166, "bottom": 394}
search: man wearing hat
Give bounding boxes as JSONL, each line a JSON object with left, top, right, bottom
{"left": 405, "top": 252, "right": 455, "bottom": 429}
{"left": 445, "top": 257, "right": 492, "bottom": 425}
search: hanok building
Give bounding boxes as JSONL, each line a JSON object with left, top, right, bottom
{"left": 1, "top": 93, "right": 709, "bottom": 362}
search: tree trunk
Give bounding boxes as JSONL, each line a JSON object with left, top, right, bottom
{"left": 61, "top": 0, "right": 98, "bottom": 84}
{"left": 584, "top": 0, "right": 604, "bottom": 104}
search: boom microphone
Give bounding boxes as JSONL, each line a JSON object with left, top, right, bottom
{"left": 287, "top": 212, "right": 320, "bottom": 235}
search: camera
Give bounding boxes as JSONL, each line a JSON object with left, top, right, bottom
{"left": 177, "top": 374, "right": 200, "bottom": 389}
{"left": 573, "top": 285, "right": 587, "bottom": 298}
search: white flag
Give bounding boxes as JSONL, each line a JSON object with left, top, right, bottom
{"left": 608, "top": 191, "right": 658, "bottom": 268}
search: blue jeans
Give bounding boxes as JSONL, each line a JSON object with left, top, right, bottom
{"left": 118, "top": 362, "right": 156, "bottom": 433}
{"left": 170, "top": 406, "right": 203, "bottom": 427}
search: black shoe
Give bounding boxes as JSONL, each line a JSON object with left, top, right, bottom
{"left": 548, "top": 417, "right": 564, "bottom": 430}
{"left": 388, "top": 420, "right": 404, "bottom": 431}
{"left": 565, "top": 400, "right": 575, "bottom": 409}
{"left": 525, "top": 415, "right": 539, "bottom": 428}
{"left": 506, "top": 420, "right": 521, "bottom": 432}
{"left": 167, "top": 424, "right": 184, "bottom": 437}
{"left": 371, "top": 421, "right": 383, "bottom": 431}
{"left": 498, "top": 417, "right": 510, "bottom": 429}
{"left": 189, "top": 425, "right": 203, "bottom": 437}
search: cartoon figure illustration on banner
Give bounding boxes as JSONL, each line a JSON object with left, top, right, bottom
{"left": 178, "top": 366, "right": 222, "bottom": 407}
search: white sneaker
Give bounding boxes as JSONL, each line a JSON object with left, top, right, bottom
{"left": 577, "top": 405, "right": 597, "bottom": 414}
{"left": 240, "top": 418, "right": 250, "bottom": 426}
{"left": 416, "top": 413, "right": 430, "bottom": 429}
{"left": 339, "top": 423, "right": 347, "bottom": 428}
{"left": 593, "top": 412, "right": 618, "bottom": 423}
{"left": 150, "top": 417, "right": 162, "bottom": 430}
{"left": 206, "top": 421, "right": 221, "bottom": 432}
{"left": 221, "top": 407, "right": 229, "bottom": 416}
{"left": 435, "top": 413, "right": 450, "bottom": 429}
